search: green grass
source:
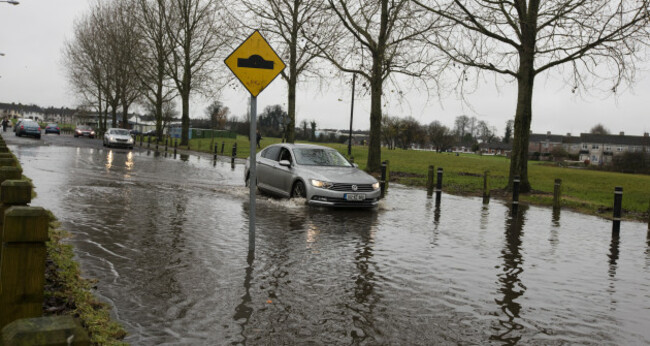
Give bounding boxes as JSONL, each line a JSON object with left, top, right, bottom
{"left": 46, "top": 215, "right": 128, "bottom": 345}
{"left": 171, "top": 135, "right": 649, "bottom": 220}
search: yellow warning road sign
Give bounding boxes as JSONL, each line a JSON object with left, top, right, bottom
{"left": 224, "top": 30, "right": 286, "bottom": 97}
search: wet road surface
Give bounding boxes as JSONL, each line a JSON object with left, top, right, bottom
{"left": 6, "top": 133, "right": 650, "bottom": 345}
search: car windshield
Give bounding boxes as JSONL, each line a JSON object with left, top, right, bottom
{"left": 110, "top": 129, "right": 130, "bottom": 135}
{"left": 78, "top": 126, "right": 91, "bottom": 130}
{"left": 47, "top": 124, "right": 57, "bottom": 127}
{"left": 293, "top": 148, "right": 352, "bottom": 167}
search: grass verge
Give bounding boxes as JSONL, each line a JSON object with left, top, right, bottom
{"left": 44, "top": 212, "right": 127, "bottom": 345}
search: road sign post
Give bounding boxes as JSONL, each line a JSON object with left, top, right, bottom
{"left": 225, "top": 30, "right": 285, "bottom": 250}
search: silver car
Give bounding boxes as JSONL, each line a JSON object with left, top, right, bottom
{"left": 103, "top": 128, "right": 134, "bottom": 149}
{"left": 245, "top": 143, "right": 381, "bottom": 207}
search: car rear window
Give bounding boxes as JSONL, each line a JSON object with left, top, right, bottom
{"left": 111, "top": 129, "right": 130, "bottom": 135}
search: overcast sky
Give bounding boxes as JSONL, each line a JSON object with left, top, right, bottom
{"left": 1, "top": 0, "right": 649, "bottom": 136}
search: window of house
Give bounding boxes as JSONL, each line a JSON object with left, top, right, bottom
{"left": 592, "top": 155, "right": 598, "bottom": 162}
{"left": 582, "top": 144, "right": 588, "bottom": 149}
{"left": 605, "top": 145, "right": 611, "bottom": 151}
{"left": 592, "top": 144, "right": 599, "bottom": 149}
{"left": 617, "top": 146, "right": 622, "bottom": 152}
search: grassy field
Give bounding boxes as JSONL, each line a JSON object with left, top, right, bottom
{"left": 153, "top": 134, "right": 650, "bottom": 221}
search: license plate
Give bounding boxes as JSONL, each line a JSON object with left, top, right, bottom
{"left": 344, "top": 193, "right": 365, "bottom": 201}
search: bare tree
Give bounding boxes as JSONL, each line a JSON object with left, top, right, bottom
{"left": 416, "top": 0, "right": 650, "bottom": 191}
{"left": 164, "top": 0, "right": 231, "bottom": 145}
{"left": 240, "top": 0, "right": 332, "bottom": 143}
{"left": 135, "top": 0, "right": 178, "bottom": 137}
{"left": 309, "top": 0, "right": 437, "bottom": 172}
{"left": 113, "top": 0, "right": 143, "bottom": 129}
{"left": 427, "top": 120, "right": 454, "bottom": 152}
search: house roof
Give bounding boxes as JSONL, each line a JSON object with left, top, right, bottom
{"left": 562, "top": 136, "right": 581, "bottom": 144}
{"left": 580, "top": 133, "right": 650, "bottom": 146}
{"left": 529, "top": 133, "right": 564, "bottom": 143}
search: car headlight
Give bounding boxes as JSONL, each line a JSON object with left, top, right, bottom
{"left": 128, "top": 138, "right": 134, "bottom": 143}
{"left": 311, "top": 179, "right": 333, "bottom": 189}
{"left": 372, "top": 182, "right": 380, "bottom": 190}
{"left": 109, "top": 136, "right": 114, "bottom": 141}
{"left": 91, "top": 131, "right": 95, "bottom": 135}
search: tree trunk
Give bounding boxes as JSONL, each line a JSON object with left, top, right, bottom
{"left": 508, "top": 52, "right": 535, "bottom": 192}
{"left": 121, "top": 104, "right": 129, "bottom": 129}
{"left": 181, "top": 89, "right": 190, "bottom": 146}
{"left": 286, "top": 7, "right": 298, "bottom": 143}
{"left": 111, "top": 105, "right": 117, "bottom": 128}
{"left": 287, "top": 65, "right": 296, "bottom": 143}
{"left": 366, "top": 58, "right": 383, "bottom": 173}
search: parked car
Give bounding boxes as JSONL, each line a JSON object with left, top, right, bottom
{"left": 244, "top": 143, "right": 381, "bottom": 207}
{"left": 44, "top": 123, "right": 61, "bottom": 135}
{"left": 74, "top": 125, "right": 95, "bottom": 138}
{"left": 14, "top": 119, "right": 41, "bottom": 139}
{"left": 129, "top": 129, "right": 141, "bottom": 136}
{"left": 103, "top": 128, "right": 134, "bottom": 149}
{"left": 12, "top": 118, "right": 24, "bottom": 133}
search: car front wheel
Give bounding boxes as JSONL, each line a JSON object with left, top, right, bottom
{"left": 291, "top": 181, "right": 306, "bottom": 198}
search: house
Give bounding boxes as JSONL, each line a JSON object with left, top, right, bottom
{"left": 480, "top": 142, "right": 512, "bottom": 156}
{"left": 561, "top": 133, "right": 581, "bottom": 156}
{"left": 578, "top": 132, "right": 650, "bottom": 165}
{"left": 528, "top": 131, "right": 564, "bottom": 155}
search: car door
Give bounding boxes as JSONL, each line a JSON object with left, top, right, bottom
{"left": 270, "top": 147, "right": 294, "bottom": 196}
{"left": 257, "top": 145, "right": 281, "bottom": 191}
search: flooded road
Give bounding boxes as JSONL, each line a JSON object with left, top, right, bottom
{"left": 8, "top": 136, "right": 650, "bottom": 345}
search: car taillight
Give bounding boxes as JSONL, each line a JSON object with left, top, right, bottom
{"left": 38, "top": 127, "right": 41, "bottom": 131}
{"left": 56, "top": 127, "right": 60, "bottom": 130}
{"left": 20, "top": 125, "right": 24, "bottom": 129}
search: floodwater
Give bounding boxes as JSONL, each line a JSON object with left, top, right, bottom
{"left": 10, "top": 142, "right": 650, "bottom": 345}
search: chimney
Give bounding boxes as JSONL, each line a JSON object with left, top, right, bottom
{"left": 619, "top": 131, "right": 625, "bottom": 136}
{"left": 546, "top": 131, "right": 551, "bottom": 136}
{"left": 644, "top": 132, "right": 649, "bottom": 137}
{"left": 566, "top": 133, "right": 571, "bottom": 137}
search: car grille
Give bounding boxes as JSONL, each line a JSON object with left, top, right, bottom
{"left": 329, "top": 183, "right": 374, "bottom": 192}
{"left": 311, "top": 196, "right": 378, "bottom": 207}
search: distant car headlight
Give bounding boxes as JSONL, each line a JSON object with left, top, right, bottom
{"left": 91, "top": 131, "right": 95, "bottom": 135}
{"left": 109, "top": 136, "right": 115, "bottom": 141}
{"left": 311, "top": 179, "right": 333, "bottom": 189}
{"left": 372, "top": 182, "right": 380, "bottom": 190}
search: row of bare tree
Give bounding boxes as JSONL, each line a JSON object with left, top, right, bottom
{"left": 64, "top": 0, "right": 650, "bottom": 192}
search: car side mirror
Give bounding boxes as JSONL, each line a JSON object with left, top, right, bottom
{"left": 279, "top": 160, "right": 291, "bottom": 167}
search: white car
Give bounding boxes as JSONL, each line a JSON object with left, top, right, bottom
{"left": 245, "top": 143, "right": 381, "bottom": 208}
{"left": 103, "top": 128, "right": 134, "bottom": 149}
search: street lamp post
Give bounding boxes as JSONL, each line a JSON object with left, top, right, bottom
{"left": 348, "top": 73, "right": 356, "bottom": 157}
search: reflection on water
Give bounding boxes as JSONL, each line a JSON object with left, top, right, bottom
{"left": 491, "top": 206, "right": 528, "bottom": 345}
{"left": 9, "top": 143, "right": 650, "bottom": 345}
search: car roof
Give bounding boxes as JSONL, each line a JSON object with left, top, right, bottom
{"left": 269, "top": 143, "right": 335, "bottom": 150}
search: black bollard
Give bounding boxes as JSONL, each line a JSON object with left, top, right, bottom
{"left": 380, "top": 161, "right": 387, "bottom": 198}
{"left": 148, "top": 136, "right": 151, "bottom": 149}
{"left": 214, "top": 143, "right": 218, "bottom": 161}
{"left": 165, "top": 137, "right": 168, "bottom": 152}
{"left": 613, "top": 186, "right": 623, "bottom": 234}
{"left": 174, "top": 139, "right": 177, "bottom": 157}
{"left": 231, "top": 142, "right": 237, "bottom": 168}
{"left": 482, "top": 170, "right": 490, "bottom": 204}
{"left": 221, "top": 141, "right": 225, "bottom": 154}
{"left": 155, "top": 137, "right": 159, "bottom": 151}
{"left": 140, "top": 134, "right": 143, "bottom": 147}
{"left": 553, "top": 179, "right": 562, "bottom": 210}
{"left": 435, "top": 167, "right": 443, "bottom": 202}
{"left": 512, "top": 176, "right": 520, "bottom": 215}
{"left": 426, "top": 165, "right": 434, "bottom": 197}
